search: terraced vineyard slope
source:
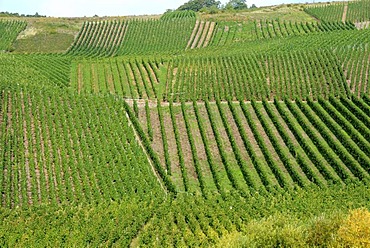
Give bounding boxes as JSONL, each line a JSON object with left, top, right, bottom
{"left": 1, "top": 2, "right": 370, "bottom": 247}
{"left": 0, "top": 20, "right": 26, "bottom": 51}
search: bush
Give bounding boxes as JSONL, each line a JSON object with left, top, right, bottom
{"left": 306, "top": 213, "right": 343, "bottom": 247}
{"left": 338, "top": 208, "right": 370, "bottom": 247}
{"left": 217, "top": 214, "right": 307, "bottom": 247}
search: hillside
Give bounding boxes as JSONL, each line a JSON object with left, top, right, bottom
{"left": 0, "top": 1, "right": 370, "bottom": 247}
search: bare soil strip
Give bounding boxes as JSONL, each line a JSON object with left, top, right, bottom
{"left": 342, "top": 4, "right": 348, "bottom": 23}
{"left": 197, "top": 21, "right": 210, "bottom": 48}
{"left": 150, "top": 108, "right": 166, "bottom": 170}
{"left": 355, "top": 21, "right": 370, "bottom": 29}
{"left": 191, "top": 21, "right": 205, "bottom": 49}
{"left": 175, "top": 107, "right": 198, "bottom": 183}
{"left": 364, "top": 54, "right": 370, "bottom": 94}
{"left": 91, "top": 64, "right": 99, "bottom": 93}
{"left": 162, "top": 111, "right": 184, "bottom": 189}
{"left": 186, "top": 20, "right": 200, "bottom": 49}
{"left": 77, "top": 63, "right": 83, "bottom": 94}
{"left": 147, "top": 63, "right": 159, "bottom": 84}
{"left": 199, "top": 104, "right": 234, "bottom": 191}
{"left": 125, "top": 111, "right": 168, "bottom": 195}
{"left": 105, "top": 64, "right": 115, "bottom": 94}
{"left": 203, "top": 22, "right": 216, "bottom": 48}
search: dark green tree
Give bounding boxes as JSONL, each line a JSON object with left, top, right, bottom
{"left": 177, "top": 0, "right": 221, "bottom": 12}
{"left": 225, "top": 0, "right": 248, "bottom": 10}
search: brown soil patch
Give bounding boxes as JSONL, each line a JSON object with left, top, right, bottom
{"left": 138, "top": 105, "right": 148, "bottom": 133}
{"left": 197, "top": 105, "right": 222, "bottom": 169}
{"left": 364, "top": 54, "right": 370, "bottom": 94}
{"left": 187, "top": 20, "right": 200, "bottom": 49}
{"left": 126, "top": 63, "right": 139, "bottom": 98}
{"left": 191, "top": 21, "right": 205, "bottom": 49}
{"left": 105, "top": 63, "right": 115, "bottom": 94}
{"left": 222, "top": 104, "right": 253, "bottom": 166}
{"left": 354, "top": 21, "right": 370, "bottom": 29}
{"left": 139, "top": 63, "right": 154, "bottom": 99}
{"left": 132, "top": 63, "right": 149, "bottom": 99}
{"left": 248, "top": 104, "right": 293, "bottom": 182}
{"left": 175, "top": 107, "right": 197, "bottom": 179}
{"left": 162, "top": 110, "right": 181, "bottom": 178}
{"left": 187, "top": 106, "right": 207, "bottom": 164}
{"left": 147, "top": 63, "right": 159, "bottom": 84}
{"left": 91, "top": 64, "right": 99, "bottom": 93}
{"left": 342, "top": 4, "right": 348, "bottom": 23}
{"left": 197, "top": 21, "right": 210, "bottom": 48}
{"left": 149, "top": 107, "right": 166, "bottom": 170}
{"left": 77, "top": 63, "right": 83, "bottom": 94}
{"left": 203, "top": 22, "right": 216, "bottom": 48}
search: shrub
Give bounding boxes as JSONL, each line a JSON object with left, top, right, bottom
{"left": 338, "top": 208, "right": 370, "bottom": 247}
{"left": 306, "top": 213, "right": 343, "bottom": 247}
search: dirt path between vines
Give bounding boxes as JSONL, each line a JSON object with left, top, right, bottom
{"left": 187, "top": 20, "right": 200, "bottom": 49}
{"left": 203, "top": 22, "right": 216, "bottom": 48}
{"left": 20, "top": 93, "right": 33, "bottom": 205}
{"left": 77, "top": 64, "right": 83, "bottom": 94}
{"left": 191, "top": 21, "right": 205, "bottom": 49}
{"left": 342, "top": 4, "right": 348, "bottom": 23}
{"left": 124, "top": 111, "right": 168, "bottom": 196}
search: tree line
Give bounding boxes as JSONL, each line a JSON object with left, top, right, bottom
{"left": 177, "top": 0, "right": 255, "bottom": 13}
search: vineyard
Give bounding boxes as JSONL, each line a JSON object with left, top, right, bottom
{"left": 0, "top": 1, "right": 370, "bottom": 247}
{"left": 305, "top": 0, "right": 370, "bottom": 23}
{"left": 132, "top": 98, "right": 370, "bottom": 196}
{"left": 0, "top": 20, "right": 26, "bottom": 51}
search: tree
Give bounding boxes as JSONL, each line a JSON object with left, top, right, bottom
{"left": 177, "top": 0, "right": 221, "bottom": 12}
{"left": 250, "top": 4, "right": 257, "bottom": 9}
{"left": 225, "top": 0, "right": 248, "bottom": 10}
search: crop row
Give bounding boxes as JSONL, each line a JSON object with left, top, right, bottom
{"left": 67, "top": 21, "right": 127, "bottom": 57}
{"left": 70, "top": 58, "right": 162, "bottom": 98}
{"left": 336, "top": 46, "right": 370, "bottom": 97}
{"left": 132, "top": 97, "right": 370, "bottom": 196}
{"left": 0, "top": 86, "right": 165, "bottom": 208}
{"left": 305, "top": 0, "right": 370, "bottom": 22}
{"left": 165, "top": 49, "right": 349, "bottom": 102}
{"left": 186, "top": 20, "right": 216, "bottom": 49}
{"left": 254, "top": 20, "right": 355, "bottom": 40}
{"left": 0, "top": 20, "right": 26, "bottom": 51}
{"left": 70, "top": 45, "right": 370, "bottom": 102}
{"left": 68, "top": 18, "right": 196, "bottom": 56}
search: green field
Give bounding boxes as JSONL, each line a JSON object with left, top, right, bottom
{"left": 0, "top": 1, "right": 370, "bottom": 247}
